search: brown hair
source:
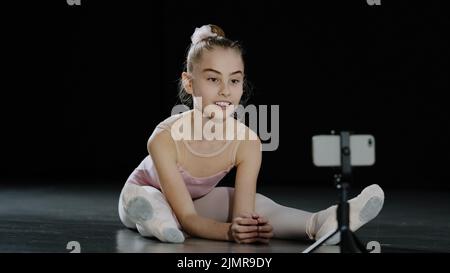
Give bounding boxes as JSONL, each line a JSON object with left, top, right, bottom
{"left": 178, "top": 24, "right": 252, "bottom": 108}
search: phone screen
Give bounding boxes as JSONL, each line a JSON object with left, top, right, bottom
{"left": 312, "top": 135, "right": 375, "bottom": 167}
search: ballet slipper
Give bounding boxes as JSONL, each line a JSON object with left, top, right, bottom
{"left": 124, "top": 187, "right": 185, "bottom": 243}
{"left": 311, "top": 184, "right": 385, "bottom": 245}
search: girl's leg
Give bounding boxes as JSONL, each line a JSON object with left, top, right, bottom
{"left": 193, "top": 187, "right": 313, "bottom": 240}
{"left": 118, "top": 182, "right": 185, "bottom": 243}
{"left": 194, "top": 184, "right": 384, "bottom": 243}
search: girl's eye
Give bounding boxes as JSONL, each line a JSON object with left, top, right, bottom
{"left": 231, "top": 79, "right": 241, "bottom": 84}
{"left": 207, "top": 77, "right": 218, "bottom": 83}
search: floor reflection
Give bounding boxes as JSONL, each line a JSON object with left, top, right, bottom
{"left": 115, "top": 228, "right": 340, "bottom": 253}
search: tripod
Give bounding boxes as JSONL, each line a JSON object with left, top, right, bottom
{"left": 303, "top": 131, "right": 368, "bottom": 253}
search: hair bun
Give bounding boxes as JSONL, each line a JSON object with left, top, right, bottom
{"left": 191, "top": 24, "right": 225, "bottom": 44}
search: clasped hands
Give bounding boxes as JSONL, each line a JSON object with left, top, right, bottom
{"left": 229, "top": 213, "right": 274, "bottom": 244}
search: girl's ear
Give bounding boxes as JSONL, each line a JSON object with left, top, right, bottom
{"left": 181, "top": 72, "right": 193, "bottom": 94}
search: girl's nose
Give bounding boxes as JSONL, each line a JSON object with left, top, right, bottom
{"left": 219, "top": 85, "right": 231, "bottom": 97}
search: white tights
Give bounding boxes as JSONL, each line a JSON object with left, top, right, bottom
{"left": 118, "top": 183, "right": 384, "bottom": 243}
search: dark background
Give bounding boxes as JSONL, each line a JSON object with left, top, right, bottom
{"left": 2, "top": 1, "right": 449, "bottom": 190}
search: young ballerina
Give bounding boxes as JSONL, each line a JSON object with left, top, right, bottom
{"left": 118, "top": 24, "right": 385, "bottom": 244}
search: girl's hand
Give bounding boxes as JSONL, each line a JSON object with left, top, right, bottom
{"left": 229, "top": 213, "right": 259, "bottom": 244}
{"left": 229, "top": 213, "right": 273, "bottom": 244}
{"left": 251, "top": 213, "right": 274, "bottom": 244}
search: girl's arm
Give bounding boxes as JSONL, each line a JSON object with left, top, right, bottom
{"left": 147, "top": 130, "right": 232, "bottom": 241}
{"left": 229, "top": 131, "right": 274, "bottom": 244}
{"left": 233, "top": 130, "right": 262, "bottom": 219}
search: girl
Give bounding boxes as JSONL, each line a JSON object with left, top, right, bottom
{"left": 118, "top": 24, "right": 385, "bottom": 244}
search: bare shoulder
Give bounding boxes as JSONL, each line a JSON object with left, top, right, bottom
{"left": 146, "top": 112, "right": 189, "bottom": 161}
{"left": 235, "top": 122, "right": 262, "bottom": 166}
{"left": 147, "top": 128, "right": 177, "bottom": 162}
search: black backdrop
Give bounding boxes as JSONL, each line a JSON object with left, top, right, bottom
{"left": 2, "top": 1, "right": 449, "bottom": 189}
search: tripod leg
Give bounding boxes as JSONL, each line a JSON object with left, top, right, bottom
{"left": 351, "top": 232, "right": 369, "bottom": 253}
{"left": 339, "top": 229, "right": 369, "bottom": 253}
{"left": 302, "top": 229, "right": 339, "bottom": 253}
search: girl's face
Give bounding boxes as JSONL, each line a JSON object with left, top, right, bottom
{"left": 183, "top": 47, "right": 244, "bottom": 120}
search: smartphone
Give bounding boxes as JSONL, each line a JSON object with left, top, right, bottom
{"left": 312, "top": 135, "right": 375, "bottom": 167}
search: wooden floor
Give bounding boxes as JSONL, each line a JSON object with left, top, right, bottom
{"left": 1, "top": 182, "right": 449, "bottom": 253}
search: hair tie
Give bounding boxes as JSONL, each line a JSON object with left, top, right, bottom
{"left": 191, "top": 25, "right": 218, "bottom": 44}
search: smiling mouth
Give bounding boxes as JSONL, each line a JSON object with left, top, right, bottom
{"left": 214, "top": 101, "right": 232, "bottom": 108}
